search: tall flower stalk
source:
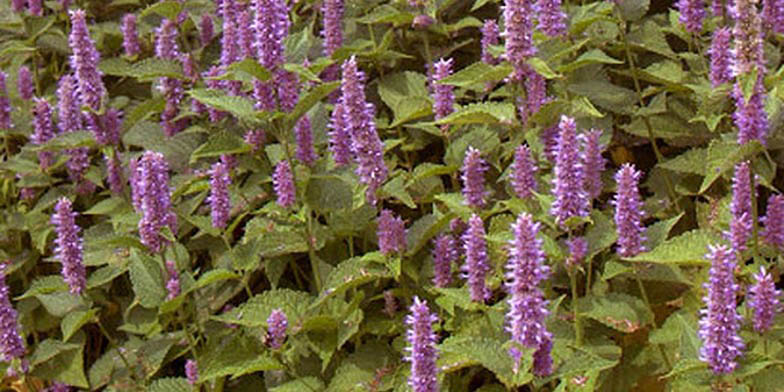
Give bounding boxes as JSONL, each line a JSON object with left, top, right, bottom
{"left": 462, "top": 214, "right": 491, "bottom": 302}
{"left": 130, "top": 152, "right": 176, "bottom": 253}
{"left": 551, "top": 116, "right": 587, "bottom": 227}
{"left": 613, "top": 164, "right": 646, "bottom": 257}
{"left": 405, "top": 297, "right": 439, "bottom": 392}
{"left": 51, "top": 198, "right": 87, "bottom": 294}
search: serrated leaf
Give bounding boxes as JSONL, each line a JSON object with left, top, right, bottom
{"left": 558, "top": 49, "right": 624, "bottom": 73}
{"left": 225, "top": 58, "right": 271, "bottom": 81}
{"left": 435, "top": 193, "right": 473, "bottom": 221}
{"left": 306, "top": 176, "right": 353, "bottom": 212}
{"left": 188, "top": 88, "right": 261, "bottom": 124}
{"left": 61, "top": 309, "right": 98, "bottom": 342}
{"left": 32, "top": 131, "right": 95, "bottom": 151}
{"left": 526, "top": 58, "right": 559, "bottom": 79}
{"left": 140, "top": 0, "right": 182, "bottom": 20}
{"left": 100, "top": 58, "right": 185, "bottom": 80}
{"left": 585, "top": 210, "right": 617, "bottom": 259}
{"left": 658, "top": 146, "right": 708, "bottom": 175}
{"left": 645, "top": 212, "right": 684, "bottom": 250}
{"left": 439, "top": 336, "right": 533, "bottom": 388}
{"left": 286, "top": 81, "right": 340, "bottom": 125}
{"left": 580, "top": 292, "right": 653, "bottom": 332}
{"left": 212, "top": 289, "right": 312, "bottom": 327}
{"left": 128, "top": 250, "right": 166, "bottom": 308}
{"left": 438, "top": 62, "right": 514, "bottom": 88}
{"left": 317, "top": 253, "right": 392, "bottom": 304}
{"left": 356, "top": 4, "right": 413, "bottom": 25}
{"left": 699, "top": 139, "right": 763, "bottom": 193}
{"left": 625, "top": 229, "right": 722, "bottom": 265}
{"left": 190, "top": 132, "right": 250, "bottom": 162}
{"left": 31, "top": 335, "right": 89, "bottom": 389}
{"left": 568, "top": 80, "right": 637, "bottom": 115}
{"left": 436, "top": 102, "right": 516, "bottom": 125}
{"left": 18, "top": 276, "right": 68, "bottom": 300}
{"left": 377, "top": 71, "right": 431, "bottom": 127}
{"left": 200, "top": 334, "right": 283, "bottom": 382}
{"left": 381, "top": 175, "right": 416, "bottom": 208}
{"left": 271, "top": 376, "right": 325, "bottom": 392}
{"left": 192, "top": 269, "right": 239, "bottom": 290}
{"left": 149, "top": 378, "right": 191, "bottom": 392}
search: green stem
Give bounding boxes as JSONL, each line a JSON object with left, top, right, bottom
{"left": 569, "top": 268, "right": 582, "bottom": 347}
{"left": 97, "top": 318, "right": 140, "bottom": 384}
{"left": 306, "top": 209, "right": 322, "bottom": 293}
{"left": 586, "top": 254, "right": 593, "bottom": 294}
{"left": 615, "top": 9, "right": 678, "bottom": 204}
{"left": 634, "top": 269, "right": 673, "bottom": 369}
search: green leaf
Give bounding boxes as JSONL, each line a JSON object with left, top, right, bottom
{"left": 627, "top": 20, "right": 678, "bottom": 59}
{"left": 699, "top": 139, "right": 764, "bottom": 193}
{"left": 558, "top": 49, "right": 624, "bottom": 73}
{"left": 212, "top": 289, "right": 312, "bottom": 327}
{"left": 377, "top": 71, "right": 431, "bottom": 127}
{"left": 60, "top": 309, "right": 98, "bottom": 342}
{"left": 140, "top": 0, "right": 183, "bottom": 20}
{"left": 128, "top": 250, "right": 166, "bottom": 308}
{"left": 568, "top": 80, "right": 637, "bottom": 115}
{"left": 526, "top": 57, "right": 560, "bottom": 79}
{"left": 270, "top": 376, "right": 326, "bottom": 392}
{"left": 18, "top": 275, "right": 68, "bottom": 300}
{"left": 192, "top": 269, "right": 239, "bottom": 290}
{"left": 571, "top": 96, "right": 605, "bottom": 118}
{"left": 381, "top": 175, "right": 416, "bottom": 208}
{"left": 32, "top": 131, "right": 95, "bottom": 151}
{"left": 317, "top": 252, "right": 392, "bottom": 304}
{"left": 579, "top": 292, "right": 654, "bottom": 332}
{"left": 188, "top": 88, "right": 262, "bottom": 124}
{"left": 438, "top": 62, "right": 514, "bottom": 88}
{"left": 356, "top": 4, "right": 413, "bottom": 25}
{"left": 617, "top": 0, "right": 650, "bottom": 21}
{"left": 286, "top": 81, "right": 340, "bottom": 125}
{"left": 306, "top": 176, "right": 353, "bottom": 212}
{"left": 100, "top": 58, "right": 185, "bottom": 80}
{"left": 439, "top": 336, "right": 533, "bottom": 388}
{"left": 31, "top": 335, "right": 89, "bottom": 389}
{"left": 434, "top": 193, "right": 473, "bottom": 221}
{"left": 645, "top": 212, "right": 684, "bottom": 250}
{"left": 225, "top": 58, "right": 272, "bottom": 81}
{"left": 149, "top": 378, "right": 191, "bottom": 392}
{"left": 200, "top": 334, "right": 283, "bottom": 382}
{"left": 658, "top": 146, "right": 708, "bottom": 175}
{"left": 552, "top": 343, "right": 621, "bottom": 379}
{"left": 639, "top": 61, "right": 688, "bottom": 85}
{"left": 122, "top": 120, "right": 203, "bottom": 170}
{"left": 436, "top": 102, "right": 516, "bottom": 125}
{"left": 585, "top": 210, "right": 617, "bottom": 259}
{"left": 190, "top": 132, "right": 250, "bottom": 162}
{"left": 625, "top": 229, "right": 722, "bottom": 265}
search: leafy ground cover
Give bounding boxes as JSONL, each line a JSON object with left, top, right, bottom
{"left": 0, "top": 0, "right": 783, "bottom": 390}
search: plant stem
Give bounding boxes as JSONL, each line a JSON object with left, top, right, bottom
{"left": 569, "top": 268, "right": 583, "bottom": 346}
{"left": 615, "top": 9, "right": 678, "bottom": 205}
{"left": 97, "top": 318, "right": 141, "bottom": 384}
{"left": 634, "top": 268, "right": 673, "bottom": 369}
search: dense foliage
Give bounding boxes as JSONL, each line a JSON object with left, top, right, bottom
{"left": 1, "top": 0, "right": 784, "bottom": 390}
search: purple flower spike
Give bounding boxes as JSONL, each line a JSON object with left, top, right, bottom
{"left": 566, "top": 236, "right": 588, "bottom": 267}
{"left": 321, "top": 0, "right": 344, "bottom": 57}
{"left": 405, "top": 297, "right": 439, "bottom": 392}
{"left": 69, "top": 10, "right": 107, "bottom": 112}
{"left": 11, "top": 0, "right": 25, "bottom": 12}
{"left": 709, "top": 28, "right": 732, "bottom": 87}
{"left": 432, "top": 58, "right": 455, "bottom": 121}
{"left": 295, "top": 116, "right": 318, "bottom": 167}
{"left": 200, "top": 14, "right": 213, "bottom": 47}
{"left": 432, "top": 234, "right": 457, "bottom": 288}
{"left": 732, "top": 0, "right": 765, "bottom": 76}
{"left": 105, "top": 152, "right": 124, "bottom": 194}
{"left": 220, "top": 0, "right": 240, "bottom": 70}
{"left": 31, "top": 98, "right": 55, "bottom": 170}
{"left": 209, "top": 161, "right": 231, "bottom": 229}
{"left": 266, "top": 309, "right": 288, "bottom": 349}
{"left": 156, "top": 19, "right": 185, "bottom": 137}
{"left": 506, "top": 213, "right": 549, "bottom": 293}
{"left": 504, "top": 0, "right": 536, "bottom": 80}
{"left": 481, "top": 20, "right": 500, "bottom": 65}
{"left": 461, "top": 146, "right": 488, "bottom": 208}
{"left": 712, "top": 0, "right": 725, "bottom": 17}
{"left": 276, "top": 69, "right": 300, "bottom": 112}
{"left": 581, "top": 129, "right": 605, "bottom": 201}
{"left": 0, "top": 264, "right": 25, "bottom": 364}
{"left": 244, "top": 129, "right": 265, "bottom": 152}
{"left": 613, "top": 164, "right": 646, "bottom": 257}
{"left": 551, "top": 116, "right": 588, "bottom": 227}
{"left": 505, "top": 215, "right": 552, "bottom": 374}
{"left": 698, "top": 244, "right": 744, "bottom": 374}
{"left": 17, "top": 66, "right": 33, "bottom": 101}
{"left": 341, "top": 57, "right": 388, "bottom": 205}
{"left": 238, "top": 10, "right": 255, "bottom": 60}
{"left": 45, "top": 382, "right": 69, "bottom": 392}
{"left": 254, "top": 0, "right": 290, "bottom": 69}
{"left": 748, "top": 267, "right": 780, "bottom": 333}
{"left": 28, "top": 0, "right": 42, "bottom": 16}
{"left": 165, "top": 260, "right": 180, "bottom": 300}
{"left": 727, "top": 161, "right": 753, "bottom": 255}
{"left": 328, "top": 103, "right": 352, "bottom": 166}
{"left": 185, "top": 359, "right": 198, "bottom": 385}
{"left": 51, "top": 198, "right": 87, "bottom": 295}
{"left": 462, "top": 214, "right": 491, "bottom": 302}
{"left": 122, "top": 14, "right": 141, "bottom": 56}
{"left": 0, "top": 72, "right": 11, "bottom": 129}
{"left": 733, "top": 78, "right": 769, "bottom": 145}
{"left": 510, "top": 144, "right": 537, "bottom": 199}
{"left": 762, "top": 194, "right": 784, "bottom": 248}
{"left": 59, "top": 74, "right": 87, "bottom": 182}
{"left": 130, "top": 151, "right": 175, "bottom": 253}
{"left": 273, "top": 160, "right": 295, "bottom": 208}
{"left": 377, "top": 209, "right": 407, "bottom": 256}
{"left": 676, "top": 0, "right": 706, "bottom": 33}
{"left": 762, "top": 0, "right": 784, "bottom": 34}
{"left": 536, "top": 0, "right": 567, "bottom": 36}
{"left": 523, "top": 67, "right": 547, "bottom": 121}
